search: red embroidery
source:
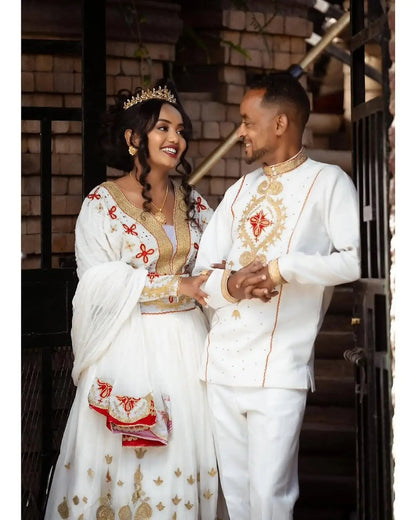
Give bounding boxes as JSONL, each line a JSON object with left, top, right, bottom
{"left": 117, "top": 395, "right": 141, "bottom": 414}
{"left": 96, "top": 379, "right": 113, "bottom": 399}
{"left": 169, "top": 296, "right": 174, "bottom": 303}
{"left": 249, "top": 210, "right": 273, "bottom": 240}
{"left": 148, "top": 272, "right": 160, "bottom": 282}
{"left": 87, "top": 188, "right": 101, "bottom": 200}
{"left": 136, "top": 243, "right": 155, "bottom": 264}
{"left": 123, "top": 223, "right": 138, "bottom": 236}
{"left": 195, "top": 196, "right": 207, "bottom": 212}
{"left": 109, "top": 206, "right": 117, "bottom": 220}
{"left": 194, "top": 242, "right": 199, "bottom": 250}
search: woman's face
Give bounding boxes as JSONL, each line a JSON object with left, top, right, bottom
{"left": 146, "top": 103, "right": 187, "bottom": 171}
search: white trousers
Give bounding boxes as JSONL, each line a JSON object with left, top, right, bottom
{"left": 207, "top": 384, "right": 307, "bottom": 520}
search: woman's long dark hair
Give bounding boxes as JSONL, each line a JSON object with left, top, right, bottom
{"left": 98, "top": 79, "right": 196, "bottom": 224}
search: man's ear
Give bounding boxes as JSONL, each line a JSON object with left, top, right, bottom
{"left": 275, "top": 113, "right": 288, "bottom": 136}
{"left": 124, "top": 128, "right": 140, "bottom": 147}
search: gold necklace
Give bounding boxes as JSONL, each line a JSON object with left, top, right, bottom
{"left": 130, "top": 171, "right": 169, "bottom": 224}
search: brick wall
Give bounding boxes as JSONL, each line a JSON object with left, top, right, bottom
{"left": 21, "top": 6, "right": 313, "bottom": 268}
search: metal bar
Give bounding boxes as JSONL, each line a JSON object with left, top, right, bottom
{"left": 40, "top": 117, "right": 52, "bottom": 270}
{"left": 82, "top": 0, "right": 107, "bottom": 197}
{"left": 22, "top": 38, "right": 82, "bottom": 56}
{"left": 22, "top": 107, "right": 82, "bottom": 122}
{"left": 189, "top": 11, "right": 351, "bottom": 185}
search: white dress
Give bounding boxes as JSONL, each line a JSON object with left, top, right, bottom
{"left": 44, "top": 181, "right": 220, "bottom": 520}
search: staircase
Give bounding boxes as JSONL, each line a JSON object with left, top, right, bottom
{"left": 295, "top": 284, "right": 357, "bottom": 519}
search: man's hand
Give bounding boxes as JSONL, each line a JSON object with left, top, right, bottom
{"left": 228, "top": 261, "right": 279, "bottom": 302}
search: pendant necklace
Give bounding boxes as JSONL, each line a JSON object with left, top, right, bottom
{"left": 130, "top": 171, "right": 169, "bottom": 224}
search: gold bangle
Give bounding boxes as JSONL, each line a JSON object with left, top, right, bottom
{"left": 268, "top": 259, "right": 287, "bottom": 286}
{"left": 221, "top": 269, "right": 240, "bottom": 303}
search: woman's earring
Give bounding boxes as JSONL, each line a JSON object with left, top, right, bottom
{"left": 128, "top": 145, "right": 137, "bottom": 156}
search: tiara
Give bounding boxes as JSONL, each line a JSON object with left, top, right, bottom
{"left": 123, "top": 86, "right": 177, "bottom": 110}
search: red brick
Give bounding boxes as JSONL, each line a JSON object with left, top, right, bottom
{"left": 35, "top": 55, "right": 53, "bottom": 72}
{"left": 145, "top": 43, "right": 175, "bottom": 61}
{"left": 22, "top": 54, "right": 35, "bottom": 72}
{"left": 202, "top": 122, "right": 220, "bottom": 139}
{"left": 22, "top": 256, "right": 41, "bottom": 269}
{"left": 64, "top": 95, "right": 81, "bottom": 108}
{"left": 54, "top": 136, "right": 82, "bottom": 154}
{"left": 107, "top": 41, "right": 125, "bottom": 56}
{"left": 115, "top": 75, "right": 133, "bottom": 92}
{"left": 221, "top": 30, "right": 240, "bottom": 46}
{"left": 246, "top": 12, "right": 265, "bottom": 32}
{"left": 22, "top": 234, "right": 41, "bottom": 255}
{"left": 35, "top": 72, "right": 54, "bottom": 92}
{"left": 218, "top": 66, "right": 246, "bottom": 86}
{"left": 52, "top": 121, "right": 70, "bottom": 134}
{"left": 68, "top": 177, "right": 82, "bottom": 195}
{"left": 227, "top": 105, "right": 242, "bottom": 124}
{"left": 21, "top": 195, "right": 41, "bottom": 216}
{"left": 54, "top": 72, "right": 75, "bottom": 93}
{"left": 284, "top": 17, "right": 313, "bottom": 38}
{"left": 220, "top": 121, "right": 236, "bottom": 139}
{"left": 59, "top": 154, "right": 82, "bottom": 175}
{"left": 230, "top": 48, "right": 246, "bottom": 66}
{"left": 52, "top": 233, "right": 75, "bottom": 253}
{"left": 74, "top": 57, "right": 82, "bottom": 73}
{"left": 225, "top": 158, "right": 240, "bottom": 178}
{"left": 21, "top": 137, "right": 28, "bottom": 153}
{"left": 26, "top": 217, "right": 41, "bottom": 234}
{"left": 32, "top": 94, "right": 64, "bottom": 107}
{"left": 22, "top": 176, "right": 41, "bottom": 195}
{"left": 241, "top": 33, "right": 267, "bottom": 51}
{"left": 210, "top": 176, "right": 226, "bottom": 195}
{"left": 22, "top": 120, "right": 40, "bottom": 133}
{"left": 273, "top": 52, "right": 292, "bottom": 71}
{"left": 219, "top": 84, "right": 244, "bottom": 105}
{"left": 121, "top": 59, "right": 140, "bottom": 76}
{"left": 201, "top": 102, "right": 226, "bottom": 122}
{"left": 183, "top": 100, "right": 201, "bottom": 120}
{"left": 22, "top": 153, "right": 41, "bottom": 175}
{"left": 74, "top": 73, "right": 82, "bottom": 94}
{"left": 22, "top": 72, "right": 35, "bottom": 92}
{"left": 264, "top": 15, "right": 284, "bottom": 35}
{"left": 52, "top": 195, "right": 82, "bottom": 215}
{"left": 52, "top": 216, "right": 77, "bottom": 233}
{"left": 223, "top": 10, "right": 245, "bottom": 30}
{"left": 272, "top": 35, "right": 291, "bottom": 52}
{"left": 53, "top": 56, "right": 75, "bottom": 72}
{"left": 290, "top": 37, "right": 306, "bottom": 54}
{"left": 107, "top": 58, "right": 121, "bottom": 76}
{"left": 27, "top": 136, "right": 41, "bottom": 154}
{"left": 192, "top": 121, "right": 202, "bottom": 140}
{"left": 52, "top": 177, "right": 68, "bottom": 195}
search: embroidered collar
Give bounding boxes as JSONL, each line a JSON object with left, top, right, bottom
{"left": 263, "top": 148, "right": 307, "bottom": 177}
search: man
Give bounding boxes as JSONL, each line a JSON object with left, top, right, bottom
{"left": 194, "top": 72, "right": 360, "bottom": 520}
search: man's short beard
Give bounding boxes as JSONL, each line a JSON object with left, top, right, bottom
{"left": 245, "top": 147, "right": 268, "bottom": 165}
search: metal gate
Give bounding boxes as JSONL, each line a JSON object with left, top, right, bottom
{"left": 345, "top": 1, "right": 393, "bottom": 518}
{"left": 21, "top": 1, "right": 106, "bottom": 517}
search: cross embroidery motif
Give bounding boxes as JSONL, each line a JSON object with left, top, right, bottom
{"left": 248, "top": 210, "right": 273, "bottom": 240}
{"left": 195, "top": 196, "right": 207, "bottom": 213}
{"left": 136, "top": 243, "right": 155, "bottom": 264}
{"left": 123, "top": 223, "right": 138, "bottom": 236}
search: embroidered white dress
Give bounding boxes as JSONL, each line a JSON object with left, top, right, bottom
{"left": 44, "top": 181, "right": 220, "bottom": 520}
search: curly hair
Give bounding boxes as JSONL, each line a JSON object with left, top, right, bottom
{"left": 98, "top": 79, "right": 197, "bottom": 225}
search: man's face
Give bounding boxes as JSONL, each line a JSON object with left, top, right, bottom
{"left": 238, "top": 89, "right": 279, "bottom": 165}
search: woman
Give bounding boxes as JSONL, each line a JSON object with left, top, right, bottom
{"left": 45, "top": 80, "right": 219, "bottom": 519}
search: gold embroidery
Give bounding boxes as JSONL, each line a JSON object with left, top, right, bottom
{"left": 185, "top": 501, "right": 194, "bottom": 510}
{"left": 78, "top": 515, "right": 84, "bottom": 520}
{"left": 96, "top": 504, "right": 115, "bottom": 520}
{"left": 197, "top": 472, "right": 200, "bottom": 482}
{"left": 268, "top": 258, "right": 287, "bottom": 285}
{"left": 153, "top": 477, "right": 163, "bottom": 485}
{"left": 263, "top": 148, "right": 307, "bottom": 176}
{"left": 57, "top": 497, "right": 69, "bottom": 519}
{"left": 64, "top": 462, "right": 71, "bottom": 470}
{"left": 134, "top": 466, "right": 143, "bottom": 486}
{"left": 187, "top": 475, "right": 195, "bottom": 485}
{"left": 102, "top": 182, "right": 191, "bottom": 276}
{"left": 172, "top": 495, "right": 181, "bottom": 505}
{"left": 221, "top": 270, "right": 239, "bottom": 303}
{"left": 203, "top": 490, "right": 214, "bottom": 499}
{"left": 118, "top": 505, "right": 132, "bottom": 520}
{"left": 88, "top": 468, "right": 94, "bottom": 478}
{"left": 106, "top": 468, "right": 112, "bottom": 482}
{"left": 133, "top": 502, "right": 152, "bottom": 519}
{"left": 156, "top": 502, "right": 165, "bottom": 511}
{"left": 105, "top": 454, "right": 113, "bottom": 464}
{"left": 173, "top": 514, "right": 177, "bottom": 520}
{"left": 140, "top": 275, "right": 180, "bottom": 300}
{"left": 232, "top": 310, "right": 241, "bottom": 319}
{"left": 117, "top": 480, "right": 124, "bottom": 486}
{"left": 238, "top": 192, "right": 286, "bottom": 267}
{"left": 83, "top": 497, "right": 88, "bottom": 504}
{"left": 73, "top": 495, "right": 79, "bottom": 505}
{"left": 174, "top": 468, "right": 182, "bottom": 477}
{"left": 135, "top": 448, "right": 147, "bottom": 459}
{"left": 208, "top": 468, "right": 217, "bottom": 477}
{"left": 257, "top": 179, "right": 283, "bottom": 196}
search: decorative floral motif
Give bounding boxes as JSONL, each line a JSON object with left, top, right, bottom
{"left": 123, "top": 223, "right": 138, "bottom": 236}
{"left": 109, "top": 206, "right": 117, "bottom": 220}
{"left": 147, "top": 272, "right": 160, "bottom": 282}
{"left": 136, "top": 244, "right": 155, "bottom": 264}
{"left": 117, "top": 396, "right": 142, "bottom": 414}
{"left": 195, "top": 196, "right": 207, "bottom": 212}
{"left": 97, "top": 379, "right": 113, "bottom": 400}
{"left": 249, "top": 210, "right": 273, "bottom": 240}
{"left": 87, "top": 187, "right": 101, "bottom": 201}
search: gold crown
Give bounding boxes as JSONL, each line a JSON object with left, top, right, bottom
{"left": 123, "top": 86, "right": 176, "bottom": 110}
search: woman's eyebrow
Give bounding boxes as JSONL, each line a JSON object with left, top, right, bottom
{"left": 157, "top": 118, "right": 184, "bottom": 127}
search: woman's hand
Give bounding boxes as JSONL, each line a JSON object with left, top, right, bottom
{"left": 178, "top": 273, "right": 211, "bottom": 307}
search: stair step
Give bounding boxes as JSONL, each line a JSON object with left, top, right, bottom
{"left": 294, "top": 505, "right": 356, "bottom": 520}
{"left": 297, "top": 473, "right": 356, "bottom": 506}
{"left": 314, "top": 331, "right": 353, "bottom": 359}
{"left": 320, "top": 313, "right": 353, "bottom": 332}
{"left": 300, "top": 421, "right": 355, "bottom": 455}
{"left": 303, "top": 405, "right": 355, "bottom": 427}
{"left": 328, "top": 284, "right": 354, "bottom": 313}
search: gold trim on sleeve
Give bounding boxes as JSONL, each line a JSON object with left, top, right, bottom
{"left": 268, "top": 259, "right": 287, "bottom": 286}
{"left": 221, "top": 269, "right": 240, "bottom": 304}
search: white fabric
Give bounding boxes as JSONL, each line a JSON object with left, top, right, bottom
{"left": 45, "top": 183, "right": 220, "bottom": 520}
{"left": 207, "top": 384, "right": 307, "bottom": 520}
{"left": 194, "top": 157, "right": 360, "bottom": 389}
